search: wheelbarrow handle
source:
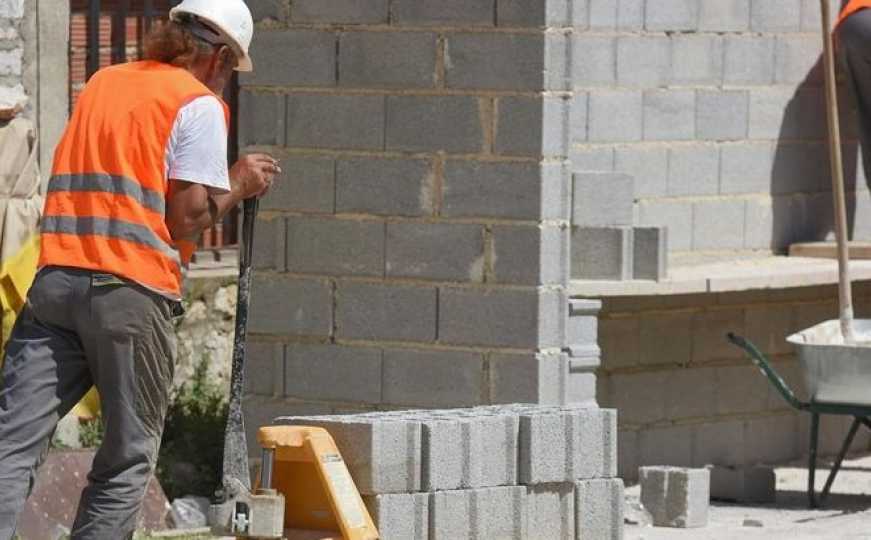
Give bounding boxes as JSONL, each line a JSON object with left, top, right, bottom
{"left": 727, "top": 333, "right": 808, "bottom": 412}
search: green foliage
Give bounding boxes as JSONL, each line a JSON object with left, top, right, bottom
{"left": 157, "top": 357, "right": 228, "bottom": 501}
{"left": 79, "top": 417, "right": 105, "bottom": 449}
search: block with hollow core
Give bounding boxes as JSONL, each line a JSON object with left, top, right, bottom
{"left": 639, "top": 467, "right": 710, "bottom": 528}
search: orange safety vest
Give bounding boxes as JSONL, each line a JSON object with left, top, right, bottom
{"left": 839, "top": 0, "right": 871, "bottom": 25}
{"left": 39, "top": 61, "right": 229, "bottom": 298}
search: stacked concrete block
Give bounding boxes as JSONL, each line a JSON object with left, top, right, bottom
{"left": 639, "top": 467, "right": 710, "bottom": 528}
{"left": 276, "top": 405, "right": 621, "bottom": 540}
{"left": 568, "top": 0, "right": 856, "bottom": 256}
{"left": 242, "top": 0, "right": 581, "bottom": 421}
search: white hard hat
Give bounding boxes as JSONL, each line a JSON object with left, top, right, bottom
{"left": 170, "top": 0, "right": 254, "bottom": 72}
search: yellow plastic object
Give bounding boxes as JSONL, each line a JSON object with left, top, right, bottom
{"left": 257, "top": 426, "right": 379, "bottom": 540}
{"left": 0, "top": 234, "right": 38, "bottom": 355}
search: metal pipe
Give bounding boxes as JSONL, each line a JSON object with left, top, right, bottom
{"left": 260, "top": 449, "right": 275, "bottom": 489}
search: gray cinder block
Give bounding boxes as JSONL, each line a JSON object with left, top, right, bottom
{"left": 588, "top": 90, "right": 642, "bottom": 142}
{"left": 495, "top": 96, "right": 569, "bottom": 157}
{"left": 430, "top": 487, "right": 527, "bottom": 540}
{"left": 286, "top": 94, "right": 385, "bottom": 150}
{"left": 249, "top": 276, "right": 332, "bottom": 337}
{"left": 497, "top": 0, "right": 571, "bottom": 27}
{"left": 335, "top": 281, "right": 437, "bottom": 343}
{"left": 566, "top": 299, "right": 601, "bottom": 353}
{"left": 526, "top": 484, "right": 575, "bottom": 540}
{"left": 364, "top": 493, "right": 429, "bottom": 540}
{"left": 244, "top": 341, "right": 284, "bottom": 397}
{"left": 284, "top": 344, "right": 382, "bottom": 403}
{"left": 443, "top": 161, "right": 568, "bottom": 221}
{"left": 519, "top": 407, "right": 612, "bottom": 484}
{"left": 252, "top": 217, "right": 285, "bottom": 271}
{"left": 263, "top": 157, "right": 335, "bottom": 214}
{"left": 248, "top": 0, "right": 286, "bottom": 22}
{"left": 617, "top": 35, "right": 671, "bottom": 87}
{"left": 339, "top": 32, "right": 437, "bottom": 88}
{"left": 691, "top": 199, "right": 746, "bottom": 250}
{"left": 571, "top": 227, "right": 633, "bottom": 281}
{"left": 671, "top": 35, "right": 723, "bottom": 87}
{"left": 639, "top": 467, "right": 710, "bottom": 528}
{"left": 382, "top": 349, "right": 486, "bottom": 408}
{"left": 491, "top": 225, "right": 568, "bottom": 286}
{"left": 696, "top": 90, "right": 749, "bottom": 141}
{"left": 241, "top": 30, "right": 336, "bottom": 87}
{"left": 420, "top": 419, "right": 466, "bottom": 491}
{"left": 774, "top": 35, "right": 822, "bottom": 85}
{"left": 572, "top": 172, "right": 634, "bottom": 227}
{"left": 291, "top": 0, "right": 389, "bottom": 24}
{"left": 709, "top": 466, "right": 776, "bottom": 503}
{"left": 573, "top": 36, "right": 617, "bottom": 87}
{"left": 488, "top": 352, "right": 568, "bottom": 405}
{"left": 386, "top": 96, "right": 483, "bottom": 153}
{"left": 386, "top": 222, "right": 484, "bottom": 282}
{"left": 438, "top": 287, "right": 563, "bottom": 349}
{"left": 238, "top": 91, "right": 285, "bottom": 147}
{"left": 615, "top": 145, "right": 667, "bottom": 199}
{"left": 645, "top": 0, "right": 699, "bottom": 31}
{"left": 275, "top": 416, "right": 422, "bottom": 495}
{"left": 392, "top": 0, "right": 495, "bottom": 26}
{"left": 446, "top": 33, "right": 563, "bottom": 91}
{"left": 286, "top": 217, "right": 385, "bottom": 277}
{"left": 667, "top": 145, "right": 719, "bottom": 197}
{"left": 643, "top": 90, "right": 696, "bottom": 141}
{"left": 633, "top": 227, "right": 668, "bottom": 281}
{"left": 699, "top": 0, "right": 750, "bottom": 32}
{"left": 575, "top": 478, "right": 624, "bottom": 540}
{"left": 336, "top": 158, "right": 433, "bottom": 217}
{"left": 751, "top": 0, "right": 801, "bottom": 32}
{"left": 724, "top": 36, "right": 775, "bottom": 85}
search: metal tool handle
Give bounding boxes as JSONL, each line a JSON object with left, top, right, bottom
{"left": 727, "top": 333, "right": 807, "bottom": 412}
{"left": 220, "top": 197, "right": 259, "bottom": 498}
{"left": 820, "top": 0, "right": 856, "bottom": 343}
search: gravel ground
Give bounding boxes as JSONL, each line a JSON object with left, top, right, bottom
{"left": 625, "top": 454, "right": 871, "bottom": 539}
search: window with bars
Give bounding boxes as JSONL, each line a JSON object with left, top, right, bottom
{"left": 69, "top": 0, "right": 240, "bottom": 253}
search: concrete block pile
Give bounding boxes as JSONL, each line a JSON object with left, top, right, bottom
{"left": 571, "top": 173, "right": 668, "bottom": 281}
{"left": 277, "top": 404, "right": 623, "bottom": 540}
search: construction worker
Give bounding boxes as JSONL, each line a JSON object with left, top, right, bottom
{"left": 840, "top": 1, "right": 871, "bottom": 185}
{"left": 0, "top": 1, "right": 279, "bottom": 538}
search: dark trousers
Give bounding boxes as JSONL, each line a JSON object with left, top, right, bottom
{"left": 0, "top": 267, "right": 177, "bottom": 540}
{"left": 840, "top": 8, "right": 871, "bottom": 186}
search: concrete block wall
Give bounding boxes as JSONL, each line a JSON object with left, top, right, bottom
{"left": 277, "top": 404, "right": 623, "bottom": 540}
{"left": 0, "top": 0, "right": 23, "bottom": 93}
{"left": 594, "top": 281, "right": 871, "bottom": 482}
{"left": 241, "top": 0, "right": 601, "bottom": 419}
{"left": 572, "top": 0, "right": 871, "bottom": 256}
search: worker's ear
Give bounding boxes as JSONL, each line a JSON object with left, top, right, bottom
{"left": 217, "top": 44, "right": 237, "bottom": 72}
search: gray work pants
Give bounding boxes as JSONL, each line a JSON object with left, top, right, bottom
{"left": 0, "top": 267, "right": 178, "bottom": 540}
{"left": 840, "top": 8, "right": 871, "bottom": 188}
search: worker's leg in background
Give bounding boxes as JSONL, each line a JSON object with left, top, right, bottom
{"left": 71, "top": 274, "right": 176, "bottom": 540}
{"left": 0, "top": 268, "right": 93, "bottom": 540}
{"left": 839, "top": 9, "right": 871, "bottom": 187}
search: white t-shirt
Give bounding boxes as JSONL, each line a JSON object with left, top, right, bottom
{"left": 165, "top": 95, "right": 231, "bottom": 192}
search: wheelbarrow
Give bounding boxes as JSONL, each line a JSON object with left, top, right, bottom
{"left": 728, "top": 328, "right": 871, "bottom": 509}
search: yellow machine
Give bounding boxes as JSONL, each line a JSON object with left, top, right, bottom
{"left": 216, "top": 425, "right": 379, "bottom": 540}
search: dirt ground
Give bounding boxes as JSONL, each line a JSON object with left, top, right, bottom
{"left": 624, "top": 453, "right": 871, "bottom": 539}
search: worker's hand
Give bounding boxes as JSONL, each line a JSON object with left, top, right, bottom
{"left": 229, "top": 153, "right": 280, "bottom": 199}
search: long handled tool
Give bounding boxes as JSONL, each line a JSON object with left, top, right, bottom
{"left": 211, "top": 198, "right": 285, "bottom": 538}
{"left": 222, "top": 197, "right": 258, "bottom": 497}
{"left": 820, "top": 0, "right": 856, "bottom": 343}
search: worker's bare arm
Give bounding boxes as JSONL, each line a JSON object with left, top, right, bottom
{"left": 166, "top": 153, "right": 279, "bottom": 242}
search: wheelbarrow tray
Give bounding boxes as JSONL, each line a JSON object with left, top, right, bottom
{"left": 788, "top": 319, "right": 871, "bottom": 406}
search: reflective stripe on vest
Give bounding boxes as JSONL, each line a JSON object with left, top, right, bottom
{"left": 48, "top": 173, "right": 166, "bottom": 215}
{"left": 42, "top": 215, "right": 181, "bottom": 266}
{"left": 39, "top": 61, "right": 230, "bottom": 298}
